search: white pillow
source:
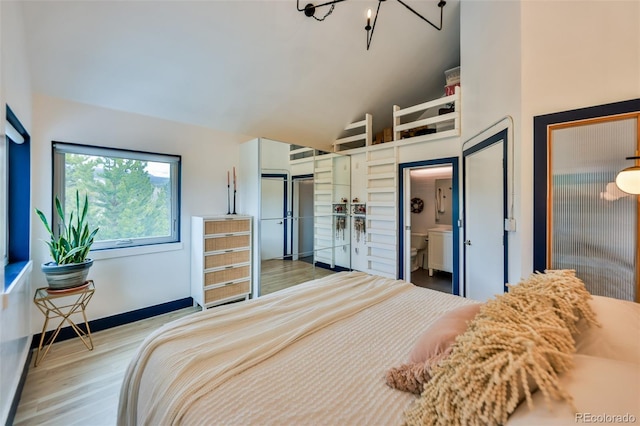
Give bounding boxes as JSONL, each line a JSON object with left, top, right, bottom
{"left": 508, "top": 354, "right": 640, "bottom": 425}
{"left": 575, "top": 295, "right": 640, "bottom": 364}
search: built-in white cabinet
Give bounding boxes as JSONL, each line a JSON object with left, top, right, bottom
{"left": 428, "top": 228, "right": 453, "bottom": 275}
{"left": 191, "top": 215, "right": 252, "bottom": 309}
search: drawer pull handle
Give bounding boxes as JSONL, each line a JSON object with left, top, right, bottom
{"left": 226, "top": 266, "right": 233, "bottom": 269}
{"left": 225, "top": 281, "right": 235, "bottom": 286}
{"left": 226, "top": 233, "right": 234, "bottom": 237}
{"left": 225, "top": 249, "right": 233, "bottom": 253}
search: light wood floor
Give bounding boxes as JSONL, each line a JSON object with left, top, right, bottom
{"left": 13, "top": 263, "right": 335, "bottom": 424}
{"left": 260, "top": 258, "right": 335, "bottom": 295}
{"left": 13, "top": 307, "right": 199, "bottom": 426}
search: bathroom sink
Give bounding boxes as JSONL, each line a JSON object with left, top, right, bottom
{"left": 429, "top": 225, "right": 452, "bottom": 232}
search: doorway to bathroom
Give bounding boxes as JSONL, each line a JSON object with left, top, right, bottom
{"left": 398, "top": 158, "right": 459, "bottom": 295}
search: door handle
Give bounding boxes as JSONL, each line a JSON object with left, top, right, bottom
{"left": 464, "top": 240, "right": 472, "bottom": 246}
{"left": 277, "top": 221, "right": 283, "bottom": 225}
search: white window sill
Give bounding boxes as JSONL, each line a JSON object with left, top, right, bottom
{"left": 89, "top": 242, "right": 183, "bottom": 261}
{"left": 3, "top": 260, "right": 33, "bottom": 295}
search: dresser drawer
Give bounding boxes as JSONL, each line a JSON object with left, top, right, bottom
{"left": 204, "top": 250, "right": 250, "bottom": 269}
{"left": 205, "top": 219, "right": 250, "bottom": 235}
{"left": 204, "top": 265, "right": 250, "bottom": 286}
{"left": 204, "top": 280, "right": 250, "bottom": 304}
{"left": 205, "top": 234, "right": 250, "bottom": 252}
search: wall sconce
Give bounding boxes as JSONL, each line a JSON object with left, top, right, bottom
{"left": 615, "top": 152, "right": 640, "bottom": 194}
{"left": 297, "top": 0, "right": 446, "bottom": 50}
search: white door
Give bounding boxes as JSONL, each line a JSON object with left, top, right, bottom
{"left": 464, "top": 140, "right": 505, "bottom": 301}
{"left": 261, "top": 177, "right": 285, "bottom": 260}
{"left": 403, "top": 168, "right": 412, "bottom": 281}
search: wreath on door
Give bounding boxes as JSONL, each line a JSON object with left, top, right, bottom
{"left": 411, "top": 197, "right": 424, "bottom": 213}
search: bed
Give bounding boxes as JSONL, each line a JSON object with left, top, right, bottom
{"left": 118, "top": 271, "right": 640, "bottom": 426}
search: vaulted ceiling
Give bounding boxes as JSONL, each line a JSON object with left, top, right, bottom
{"left": 22, "top": 0, "right": 460, "bottom": 150}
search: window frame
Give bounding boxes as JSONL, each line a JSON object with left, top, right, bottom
{"left": 52, "top": 141, "right": 181, "bottom": 252}
{"left": 1, "top": 134, "right": 6, "bottom": 267}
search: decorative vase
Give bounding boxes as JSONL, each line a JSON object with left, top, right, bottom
{"left": 41, "top": 258, "right": 94, "bottom": 290}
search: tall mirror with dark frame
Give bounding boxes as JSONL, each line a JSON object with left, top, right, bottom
{"left": 259, "top": 138, "right": 351, "bottom": 296}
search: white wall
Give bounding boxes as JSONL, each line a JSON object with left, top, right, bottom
{"left": 521, "top": 0, "right": 640, "bottom": 116}
{"left": 1, "top": 2, "right": 32, "bottom": 130}
{"left": 460, "top": 1, "right": 522, "bottom": 143}
{"left": 518, "top": 0, "right": 639, "bottom": 284}
{"left": 259, "top": 139, "right": 291, "bottom": 223}
{"left": 410, "top": 174, "right": 452, "bottom": 234}
{"left": 238, "top": 138, "right": 260, "bottom": 296}
{"left": 410, "top": 177, "right": 435, "bottom": 234}
{"left": 0, "top": 1, "right": 33, "bottom": 423}
{"left": 460, "top": 0, "right": 639, "bottom": 295}
{"left": 460, "top": 0, "right": 523, "bottom": 290}
{"left": 397, "top": 137, "right": 461, "bottom": 164}
{"left": 260, "top": 138, "right": 291, "bottom": 172}
{"left": 31, "top": 94, "right": 251, "bottom": 328}
{"left": 434, "top": 178, "right": 453, "bottom": 226}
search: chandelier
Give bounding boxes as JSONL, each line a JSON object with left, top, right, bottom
{"left": 296, "top": 0, "right": 447, "bottom": 50}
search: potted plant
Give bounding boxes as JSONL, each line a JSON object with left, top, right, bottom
{"left": 35, "top": 191, "right": 99, "bottom": 290}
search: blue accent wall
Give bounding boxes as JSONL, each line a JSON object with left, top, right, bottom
{"left": 6, "top": 105, "right": 31, "bottom": 266}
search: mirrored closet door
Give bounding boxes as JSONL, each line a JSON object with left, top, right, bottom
{"left": 242, "top": 138, "right": 352, "bottom": 297}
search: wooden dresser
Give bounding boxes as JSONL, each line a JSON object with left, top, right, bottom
{"left": 191, "top": 215, "right": 252, "bottom": 309}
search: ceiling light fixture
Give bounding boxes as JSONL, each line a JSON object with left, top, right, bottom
{"left": 615, "top": 152, "right": 640, "bottom": 195}
{"left": 296, "top": 0, "right": 447, "bottom": 50}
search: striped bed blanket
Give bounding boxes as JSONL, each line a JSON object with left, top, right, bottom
{"left": 118, "top": 271, "right": 474, "bottom": 425}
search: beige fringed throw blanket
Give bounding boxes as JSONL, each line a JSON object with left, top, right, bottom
{"left": 404, "top": 269, "right": 599, "bottom": 426}
{"left": 118, "top": 271, "right": 412, "bottom": 426}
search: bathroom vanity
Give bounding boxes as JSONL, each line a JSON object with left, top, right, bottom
{"left": 427, "top": 226, "right": 453, "bottom": 276}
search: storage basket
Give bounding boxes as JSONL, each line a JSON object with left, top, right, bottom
{"left": 444, "top": 66, "right": 460, "bottom": 85}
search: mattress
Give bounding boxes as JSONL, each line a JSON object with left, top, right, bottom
{"left": 118, "top": 272, "right": 640, "bottom": 426}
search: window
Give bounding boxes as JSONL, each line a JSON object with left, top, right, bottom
{"left": 52, "top": 142, "right": 181, "bottom": 251}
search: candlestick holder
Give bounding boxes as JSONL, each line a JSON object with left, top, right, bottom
{"left": 227, "top": 184, "right": 231, "bottom": 215}
{"left": 232, "top": 189, "right": 237, "bottom": 214}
